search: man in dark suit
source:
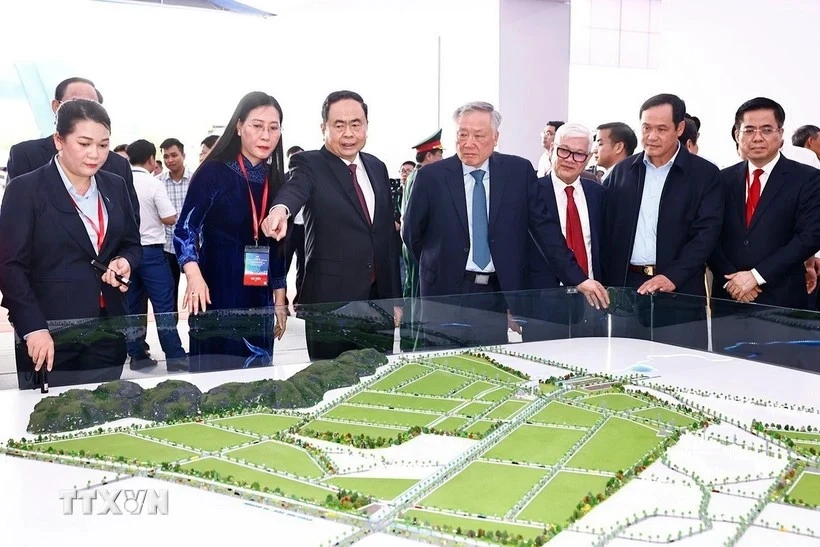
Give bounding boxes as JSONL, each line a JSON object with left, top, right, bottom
{"left": 602, "top": 93, "right": 723, "bottom": 349}
{"left": 401, "top": 102, "right": 608, "bottom": 348}
{"left": 524, "top": 123, "right": 606, "bottom": 342}
{"left": 6, "top": 77, "right": 139, "bottom": 225}
{"left": 710, "top": 97, "right": 820, "bottom": 309}
{"left": 261, "top": 90, "right": 401, "bottom": 359}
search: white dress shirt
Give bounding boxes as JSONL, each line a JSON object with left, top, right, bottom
{"left": 536, "top": 150, "right": 551, "bottom": 177}
{"left": 133, "top": 167, "right": 177, "bottom": 246}
{"left": 552, "top": 176, "right": 594, "bottom": 280}
{"left": 745, "top": 153, "right": 781, "bottom": 285}
{"left": 630, "top": 143, "right": 681, "bottom": 265}
{"left": 782, "top": 143, "right": 820, "bottom": 169}
{"left": 341, "top": 154, "right": 375, "bottom": 222}
{"left": 463, "top": 159, "right": 494, "bottom": 273}
{"left": 55, "top": 156, "right": 108, "bottom": 253}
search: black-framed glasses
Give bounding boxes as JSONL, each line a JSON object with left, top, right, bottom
{"left": 555, "top": 146, "right": 590, "bottom": 162}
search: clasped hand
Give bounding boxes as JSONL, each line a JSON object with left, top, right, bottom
{"left": 724, "top": 271, "right": 761, "bottom": 303}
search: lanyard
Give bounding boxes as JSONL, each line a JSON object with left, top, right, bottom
{"left": 70, "top": 192, "right": 106, "bottom": 252}
{"left": 237, "top": 154, "right": 269, "bottom": 245}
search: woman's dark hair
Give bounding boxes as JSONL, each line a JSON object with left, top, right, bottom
{"left": 200, "top": 91, "right": 285, "bottom": 198}
{"left": 55, "top": 99, "right": 111, "bottom": 137}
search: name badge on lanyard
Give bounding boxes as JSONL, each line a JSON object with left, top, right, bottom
{"left": 238, "top": 154, "right": 270, "bottom": 287}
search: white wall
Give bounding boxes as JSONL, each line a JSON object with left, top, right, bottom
{"left": 568, "top": 0, "right": 820, "bottom": 168}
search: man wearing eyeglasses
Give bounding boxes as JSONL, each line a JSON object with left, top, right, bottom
{"left": 602, "top": 93, "right": 723, "bottom": 349}
{"left": 709, "top": 97, "right": 820, "bottom": 310}
{"left": 523, "top": 123, "right": 606, "bottom": 342}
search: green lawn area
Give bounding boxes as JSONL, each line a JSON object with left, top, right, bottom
{"left": 794, "top": 442, "right": 819, "bottom": 455}
{"left": 485, "top": 400, "right": 529, "bottom": 420}
{"left": 464, "top": 420, "right": 497, "bottom": 436}
{"left": 369, "top": 364, "right": 431, "bottom": 391}
{"left": 327, "top": 477, "right": 418, "bottom": 500}
{"left": 421, "top": 461, "right": 546, "bottom": 516}
{"left": 454, "top": 401, "right": 493, "bottom": 417}
{"left": 141, "top": 423, "right": 255, "bottom": 452}
{"left": 302, "top": 419, "right": 406, "bottom": 440}
{"left": 480, "top": 387, "right": 514, "bottom": 402}
{"left": 432, "top": 417, "right": 469, "bottom": 432}
{"left": 347, "top": 391, "right": 461, "bottom": 413}
{"left": 430, "top": 355, "right": 523, "bottom": 384}
{"left": 530, "top": 401, "right": 601, "bottom": 427}
{"left": 561, "top": 390, "right": 588, "bottom": 399}
{"left": 404, "top": 509, "right": 546, "bottom": 540}
{"left": 567, "top": 417, "right": 660, "bottom": 472}
{"left": 789, "top": 472, "right": 820, "bottom": 505}
{"left": 539, "top": 383, "right": 560, "bottom": 394}
{"left": 323, "top": 404, "right": 438, "bottom": 428}
{"left": 454, "top": 380, "right": 498, "bottom": 399}
{"left": 397, "top": 370, "right": 472, "bottom": 396}
{"left": 209, "top": 414, "right": 302, "bottom": 436}
{"left": 582, "top": 393, "right": 648, "bottom": 411}
{"left": 182, "top": 457, "right": 333, "bottom": 502}
{"left": 517, "top": 471, "right": 610, "bottom": 524}
{"left": 771, "top": 430, "right": 820, "bottom": 442}
{"left": 226, "top": 441, "right": 325, "bottom": 478}
{"left": 484, "top": 425, "right": 585, "bottom": 465}
{"left": 35, "top": 433, "right": 195, "bottom": 463}
{"left": 632, "top": 407, "right": 697, "bottom": 427}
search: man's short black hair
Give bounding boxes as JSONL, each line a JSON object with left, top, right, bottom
{"left": 113, "top": 144, "right": 128, "bottom": 153}
{"left": 679, "top": 118, "right": 699, "bottom": 147}
{"left": 402, "top": 160, "right": 416, "bottom": 168}
{"left": 596, "top": 122, "right": 638, "bottom": 156}
{"left": 640, "top": 93, "right": 686, "bottom": 125}
{"left": 54, "top": 77, "right": 103, "bottom": 103}
{"left": 792, "top": 124, "right": 820, "bottom": 147}
{"left": 547, "top": 121, "right": 565, "bottom": 130}
{"left": 201, "top": 135, "right": 219, "bottom": 148}
{"left": 734, "top": 97, "right": 786, "bottom": 130}
{"left": 286, "top": 145, "right": 304, "bottom": 156}
{"left": 321, "top": 90, "right": 368, "bottom": 123}
{"left": 160, "top": 138, "right": 184, "bottom": 154}
{"left": 126, "top": 139, "right": 157, "bottom": 166}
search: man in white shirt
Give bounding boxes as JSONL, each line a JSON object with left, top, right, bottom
{"left": 536, "top": 120, "right": 564, "bottom": 177}
{"left": 525, "top": 123, "right": 606, "bottom": 341}
{"left": 126, "top": 140, "right": 187, "bottom": 371}
{"left": 158, "top": 138, "right": 192, "bottom": 312}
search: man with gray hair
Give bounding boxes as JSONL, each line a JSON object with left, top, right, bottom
{"left": 403, "top": 102, "right": 609, "bottom": 346}
{"left": 524, "top": 123, "right": 606, "bottom": 341}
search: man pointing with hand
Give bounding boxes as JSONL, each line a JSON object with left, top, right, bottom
{"left": 261, "top": 90, "right": 401, "bottom": 359}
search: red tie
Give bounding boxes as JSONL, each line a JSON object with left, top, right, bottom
{"left": 746, "top": 168, "right": 763, "bottom": 228}
{"left": 564, "top": 186, "right": 589, "bottom": 277}
{"left": 348, "top": 164, "right": 371, "bottom": 227}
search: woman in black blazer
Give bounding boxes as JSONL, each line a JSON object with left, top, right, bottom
{"left": 0, "top": 99, "right": 142, "bottom": 389}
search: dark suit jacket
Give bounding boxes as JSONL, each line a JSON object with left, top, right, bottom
{"left": 7, "top": 136, "right": 140, "bottom": 225}
{"left": 601, "top": 147, "right": 724, "bottom": 297}
{"left": 0, "top": 160, "right": 142, "bottom": 337}
{"left": 273, "top": 146, "right": 401, "bottom": 304}
{"left": 402, "top": 153, "right": 587, "bottom": 300}
{"left": 527, "top": 175, "right": 605, "bottom": 289}
{"left": 709, "top": 156, "right": 820, "bottom": 309}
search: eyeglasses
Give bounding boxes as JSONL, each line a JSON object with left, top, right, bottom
{"left": 739, "top": 126, "right": 780, "bottom": 138}
{"left": 245, "top": 122, "right": 281, "bottom": 136}
{"left": 555, "top": 146, "right": 590, "bottom": 163}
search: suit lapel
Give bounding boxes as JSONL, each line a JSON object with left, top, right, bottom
{"left": 321, "top": 146, "right": 371, "bottom": 229}
{"left": 443, "top": 156, "right": 469, "bottom": 238}
{"left": 361, "top": 154, "right": 385, "bottom": 225}
{"left": 581, "top": 179, "right": 600, "bottom": 267}
{"left": 748, "top": 157, "right": 788, "bottom": 233}
{"left": 39, "top": 136, "right": 57, "bottom": 165}
{"left": 730, "top": 163, "right": 747, "bottom": 230}
{"left": 488, "top": 153, "right": 506, "bottom": 230}
{"left": 44, "top": 159, "right": 98, "bottom": 259}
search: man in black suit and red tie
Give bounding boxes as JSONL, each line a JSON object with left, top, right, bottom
{"left": 523, "top": 123, "right": 606, "bottom": 342}
{"left": 6, "top": 77, "right": 139, "bottom": 225}
{"left": 261, "top": 90, "right": 401, "bottom": 359}
{"left": 710, "top": 97, "right": 820, "bottom": 309}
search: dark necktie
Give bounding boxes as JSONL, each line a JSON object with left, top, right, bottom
{"left": 348, "top": 164, "right": 371, "bottom": 226}
{"left": 746, "top": 168, "right": 763, "bottom": 228}
{"left": 470, "top": 169, "right": 491, "bottom": 269}
{"left": 564, "top": 186, "right": 589, "bottom": 277}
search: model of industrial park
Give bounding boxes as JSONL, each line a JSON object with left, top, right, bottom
{"left": 3, "top": 346, "right": 819, "bottom": 546}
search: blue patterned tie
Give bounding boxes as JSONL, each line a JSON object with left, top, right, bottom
{"left": 470, "top": 169, "right": 490, "bottom": 269}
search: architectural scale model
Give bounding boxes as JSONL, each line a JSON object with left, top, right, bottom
{"left": 2, "top": 347, "right": 818, "bottom": 546}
